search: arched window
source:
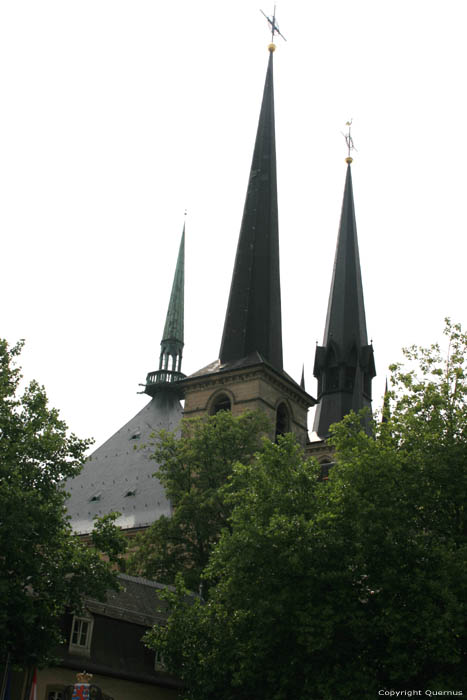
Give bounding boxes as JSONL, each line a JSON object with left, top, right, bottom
{"left": 275, "top": 402, "right": 290, "bottom": 440}
{"left": 319, "top": 459, "right": 334, "bottom": 481}
{"left": 211, "top": 393, "right": 232, "bottom": 415}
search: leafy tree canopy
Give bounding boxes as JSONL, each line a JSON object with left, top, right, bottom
{"left": 0, "top": 339, "right": 126, "bottom": 669}
{"left": 144, "top": 320, "right": 467, "bottom": 699}
{"left": 127, "top": 410, "right": 270, "bottom": 592}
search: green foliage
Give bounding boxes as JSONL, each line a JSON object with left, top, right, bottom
{"left": 0, "top": 339, "right": 126, "bottom": 668}
{"left": 127, "top": 410, "right": 270, "bottom": 591}
{"left": 144, "top": 321, "right": 467, "bottom": 699}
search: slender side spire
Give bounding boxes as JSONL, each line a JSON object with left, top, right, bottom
{"left": 144, "top": 224, "right": 185, "bottom": 396}
{"left": 313, "top": 161, "right": 376, "bottom": 437}
{"left": 219, "top": 46, "right": 283, "bottom": 371}
{"left": 382, "top": 378, "right": 390, "bottom": 423}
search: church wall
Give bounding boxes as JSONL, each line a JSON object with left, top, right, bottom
{"left": 183, "top": 367, "right": 309, "bottom": 446}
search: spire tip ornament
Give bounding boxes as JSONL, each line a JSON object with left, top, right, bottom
{"left": 261, "top": 6, "right": 286, "bottom": 45}
{"left": 343, "top": 119, "right": 357, "bottom": 163}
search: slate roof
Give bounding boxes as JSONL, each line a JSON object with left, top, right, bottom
{"left": 66, "top": 392, "right": 182, "bottom": 534}
{"left": 85, "top": 573, "right": 175, "bottom": 627}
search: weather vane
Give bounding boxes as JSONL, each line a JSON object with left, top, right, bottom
{"left": 343, "top": 119, "right": 356, "bottom": 163}
{"left": 260, "top": 6, "right": 287, "bottom": 43}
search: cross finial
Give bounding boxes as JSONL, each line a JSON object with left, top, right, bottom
{"left": 343, "top": 119, "right": 356, "bottom": 164}
{"left": 260, "top": 6, "right": 286, "bottom": 46}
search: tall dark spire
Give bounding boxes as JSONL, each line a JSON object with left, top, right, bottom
{"left": 144, "top": 224, "right": 185, "bottom": 396}
{"left": 219, "top": 46, "right": 283, "bottom": 371}
{"left": 313, "top": 161, "right": 376, "bottom": 437}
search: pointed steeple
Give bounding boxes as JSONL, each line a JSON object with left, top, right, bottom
{"left": 219, "top": 46, "right": 283, "bottom": 371}
{"left": 313, "top": 161, "right": 376, "bottom": 437}
{"left": 144, "top": 224, "right": 186, "bottom": 396}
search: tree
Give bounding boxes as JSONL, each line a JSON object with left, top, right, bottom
{"left": 144, "top": 320, "right": 467, "bottom": 699}
{"left": 0, "top": 339, "right": 126, "bottom": 669}
{"left": 127, "top": 410, "right": 270, "bottom": 592}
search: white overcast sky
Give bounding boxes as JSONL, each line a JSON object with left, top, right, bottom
{"left": 1, "top": 0, "right": 466, "bottom": 449}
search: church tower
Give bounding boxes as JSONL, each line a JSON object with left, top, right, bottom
{"left": 312, "top": 158, "right": 376, "bottom": 439}
{"left": 66, "top": 224, "right": 186, "bottom": 536}
{"left": 182, "top": 44, "right": 315, "bottom": 445}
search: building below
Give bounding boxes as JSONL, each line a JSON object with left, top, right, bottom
{"left": 6, "top": 575, "right": 182, "bottom": 700}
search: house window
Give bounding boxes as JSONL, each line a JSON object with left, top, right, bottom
{"left": 45, "top": 687, "right": 66, "bottom": 700}
{"left": 155, "top": 650, "right": 167, "bottom": 671}
{"left": 69, "top": 614, "right": 93, "bottom": 656}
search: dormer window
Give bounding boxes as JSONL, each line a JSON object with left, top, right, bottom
{"left": 69, "top": 614, "right": 94, "bottom": 656}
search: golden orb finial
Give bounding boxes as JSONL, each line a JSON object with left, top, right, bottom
{"left": 268, "top": 43, "right": 276, "bottom": 52}
{"left": 345, "top": 156, "right": 353, "bottom": 164}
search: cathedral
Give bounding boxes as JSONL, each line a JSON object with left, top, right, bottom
{"left": 66, "top": 39, "right": 375, "bottom": 539}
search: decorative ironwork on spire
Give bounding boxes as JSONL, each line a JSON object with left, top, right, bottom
{"left": 343, "top": 119, "right": 357, "bottom": 164}
{"left": 260, "top": 6, "right": 287, "bottom": 44}
{"left": 219, "top": 42, "right": 283, "bottom": 371}
{"left": 144, "top": 222, "right": 186, "bottom": 397}
{"left": 313, "top": 156, "right": 375, "bottom": 438}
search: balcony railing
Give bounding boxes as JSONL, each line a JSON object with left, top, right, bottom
{"left": 146, "top": 369, "right": 185, "bottom": 386}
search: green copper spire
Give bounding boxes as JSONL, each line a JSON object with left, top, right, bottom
{"left": 313, "top": 162, "right": 375, "bottom": 437}
{"left": 162, "top": 224, "right": 185, "bottom": 353}
{"left": 144, "top": 224, "right": 185, "bottom": 396}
